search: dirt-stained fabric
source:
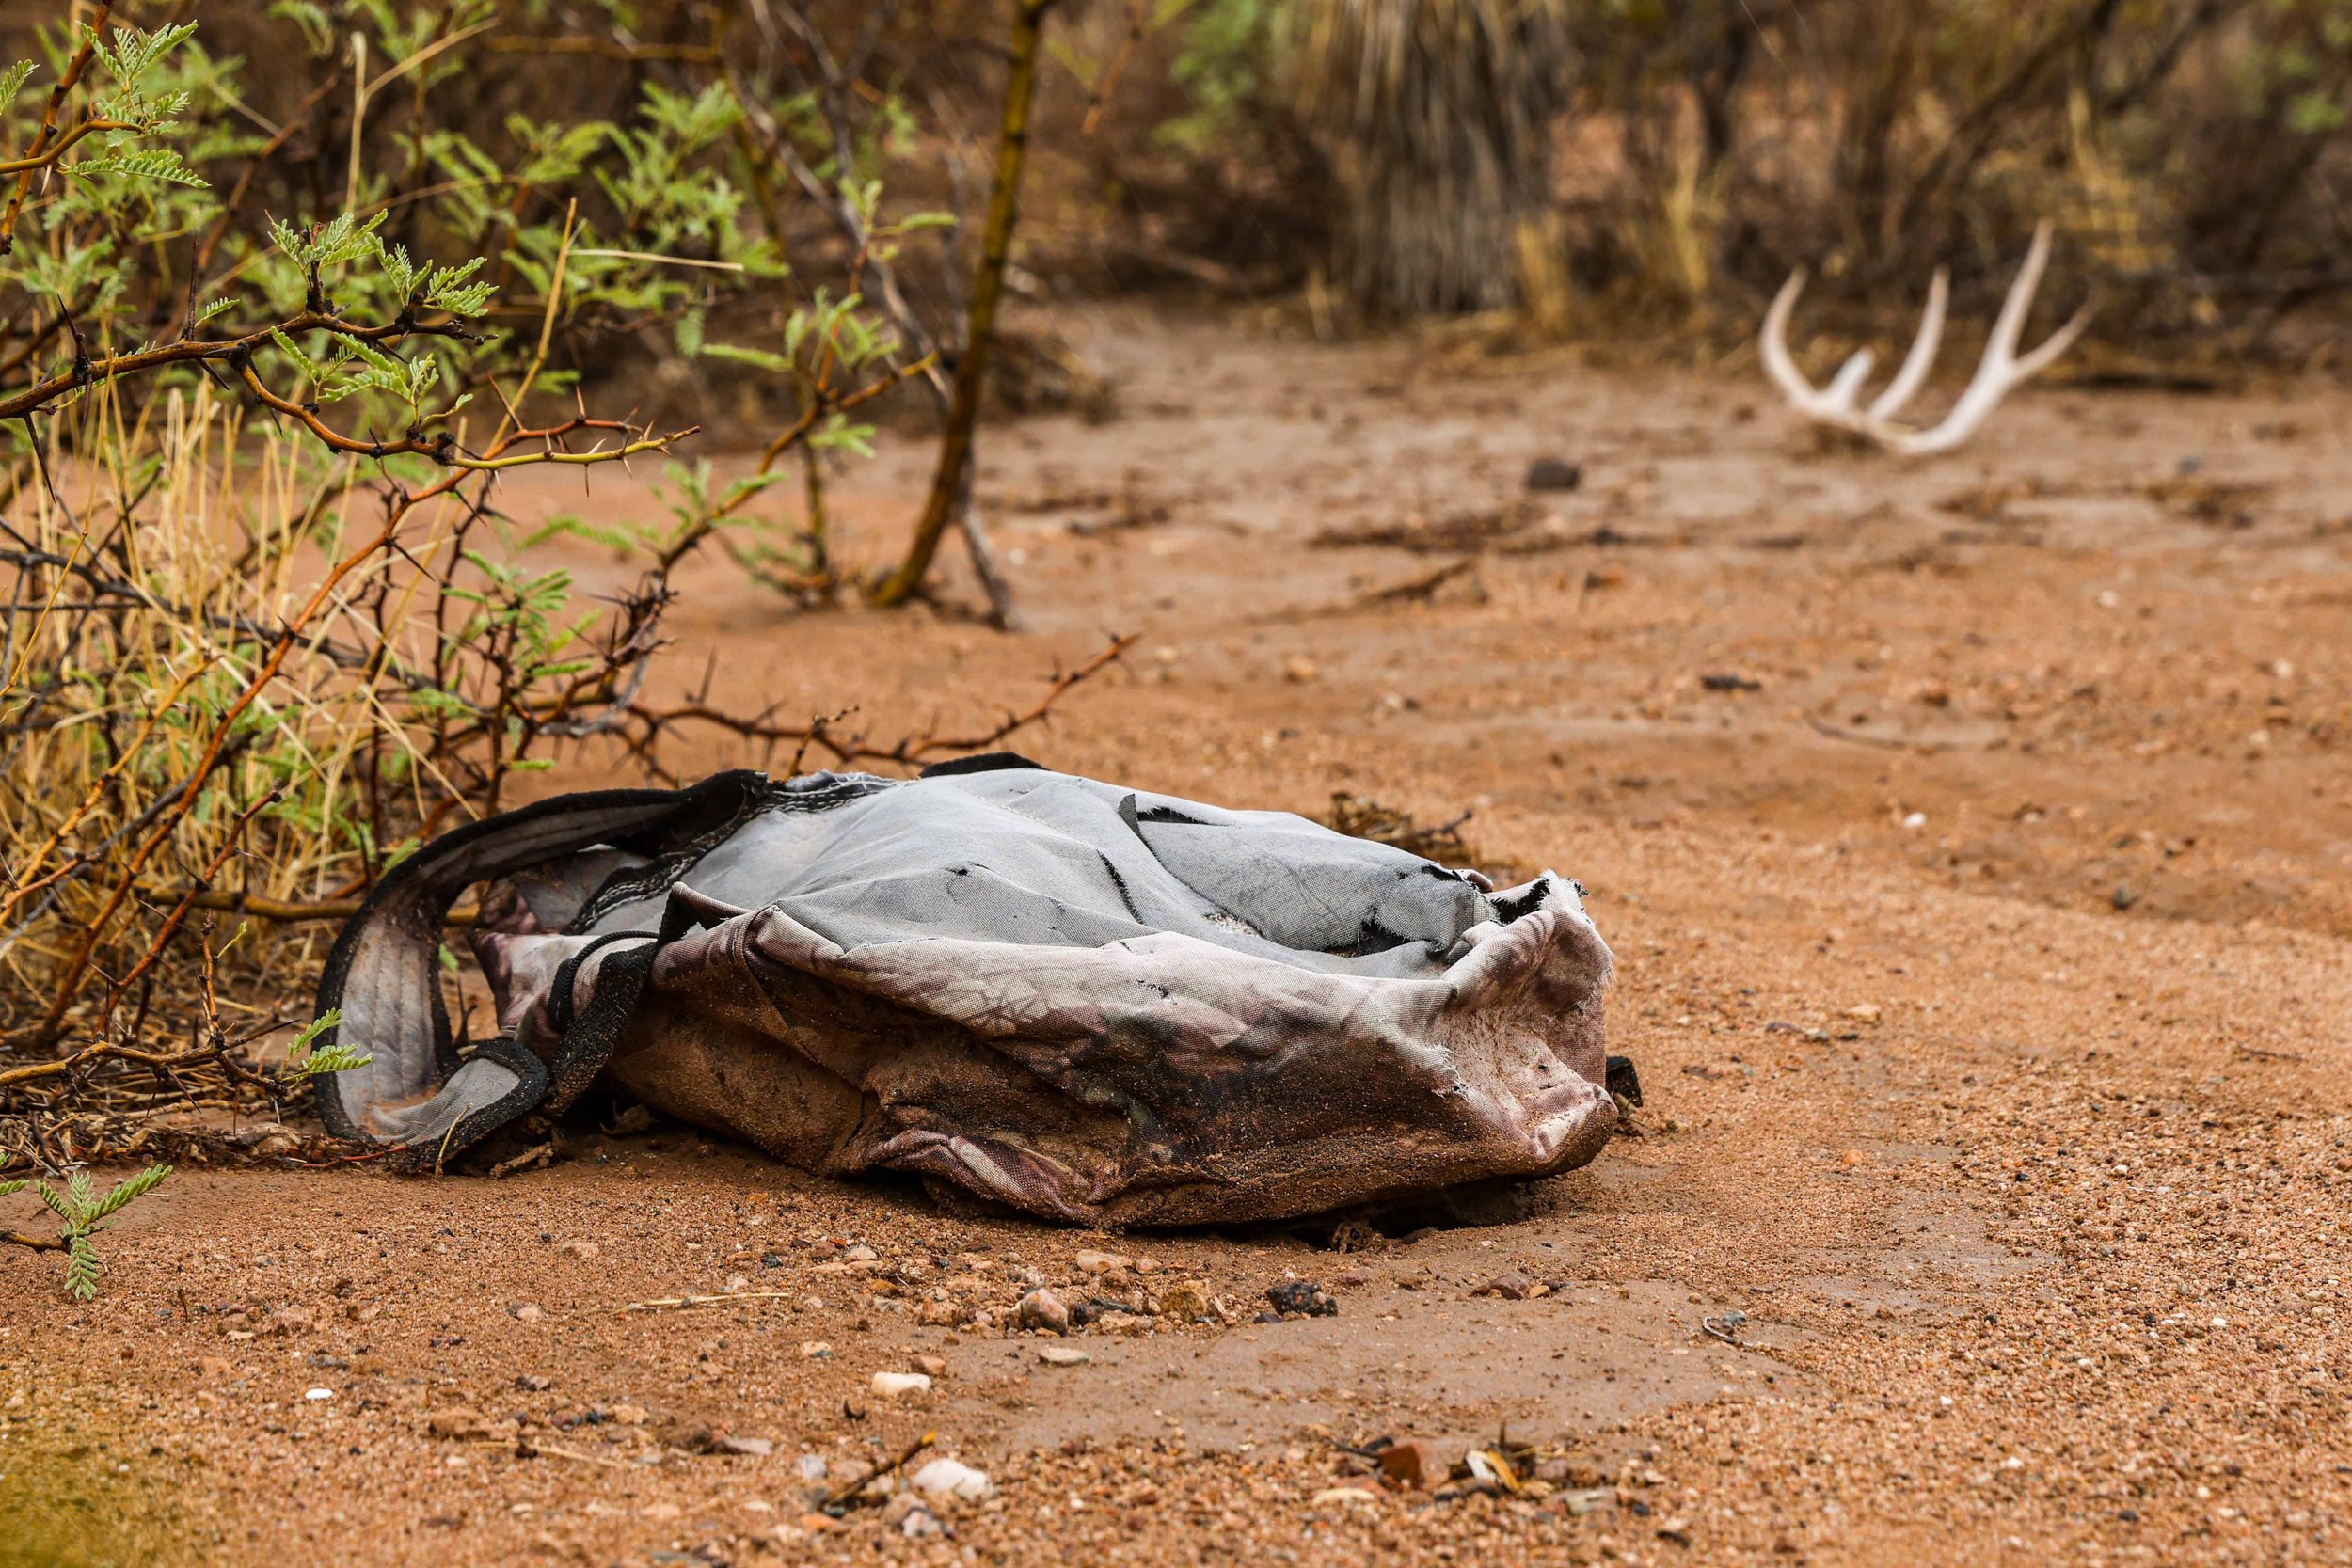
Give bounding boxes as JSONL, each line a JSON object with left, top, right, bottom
{"left": 312, "top": 755, "right": 1615, "bottom": 1223}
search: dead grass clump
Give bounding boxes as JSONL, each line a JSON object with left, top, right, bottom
{"left": 1325, "top": 790, "right": 1476, "bottom": 868}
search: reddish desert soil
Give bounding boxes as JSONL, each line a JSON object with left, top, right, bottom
{"left": 6, "top": 306, "right": 2352, "bottom": 1568}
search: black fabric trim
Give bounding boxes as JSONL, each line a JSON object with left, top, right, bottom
{"left": 1488, "top": 873, "right": 1553, "bottom": 926}
{"left": 545, "top": 930, "right": 657, "bottom": 1039}
{"left": 1133, "top": 803, "right": 1211, "bottom": 826}
{"left": 1098, "top": 852, "right": 1143, "bottom": 923}
{"left": 540, "top": 940, "right": 660, "bottom": 1119}
{"left": 918, "top": 751, "right": 1044, "bottom": 778}
{"left": 564, "top": 771, "right": 894, "bottom": 931}
{"left": 382, "top": 1035, "right": 548, "bottom": 1173}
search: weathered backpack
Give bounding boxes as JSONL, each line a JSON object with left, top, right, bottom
{"left": 312, "top": 756, "right": 1616, "bottom": 1224}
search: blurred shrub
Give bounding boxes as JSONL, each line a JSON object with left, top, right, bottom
{"left": 1099, "top": 0, "right": 2352, "bottom": 348}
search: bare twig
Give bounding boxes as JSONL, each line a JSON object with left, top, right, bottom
{"left": 622, "top": 1290, "right": 806, "bottom": 1313}
{"left": 626, "top": 631, "right": 1134, "bottom": 768}
{"left": 826, "top": 1431, "right": 936, "bottom": 1509}
{"left": 1080, "top": 0, "right": 1158, "bottom": 135}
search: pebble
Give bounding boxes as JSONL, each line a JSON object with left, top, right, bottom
{"left": 1035, "top": 1345, "right": 1091, "bottom": 1367}
{"left": 890, "top": 1498, "right": 944, "bottom": 1538}
{"left": 1264, "top": 1280, "right": 1338, "bottom": 1317}
{"left": 1155, "top": 1279, "right": 1215, "bottom": 1322}
{"left": 1074, "top": 1249, "right": 1131, "bottom": 1275}
{"left": 1311, "top": 1485, "right": 1380, "bottom": 1506}
{"left": 870, "top": 1371, "right": 931, "bottom": 1399}
{"left": 1525, "top": 456, "right": 1583, "bottom": 492}
{"left": 798, "top": 1340, "right": 833, "bottom": 1359}
{"left": 424, "top": 1406, "right": 517, "bottom": 1441}
{"left": 910, "top": 1457, "right": 993, "bottom": 1501}
{"left": 1017, "top": 1288, "right": 1072, "bottom": 1336}
{"left": 1378, "top": 1439, "right": 1447, "bottom": 1490}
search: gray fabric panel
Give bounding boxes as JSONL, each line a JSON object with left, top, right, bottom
{"left": 360, "top": 1055, "right": 521, "bottom": 1145}
{"left": 581, "top": 768, "right": 1493, "bottom": 980}
{"left": 1131, "top": 819, "right": 1485, "bottom": 955}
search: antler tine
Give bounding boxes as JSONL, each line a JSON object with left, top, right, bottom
{"left": 1985, "top": 219, "right": 2058, "bottom": 364}
{"left": 1759, "top": 269, "right": 1825, "bottom": 408}
{"left": 1762, "top": 268, "right": 1876, "bottom": 420}
{"left": 1866, "top": 265, "right": 1948, "bottom": 422}
{"left": 1881, "top": 220, "right": 2093, "bottom": 457}
{"left": 2010, "top": 296, "right": 2096, "bottom": 382}
{"left": 1820, "top": 348, "right": 1877, "bottom": 414}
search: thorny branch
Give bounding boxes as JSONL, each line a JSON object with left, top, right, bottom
{"left": 0, "top": 3, "right": 113, "bottom": 259}
{"left": 624, "top": 630, "right": 1136, "bottom": 774}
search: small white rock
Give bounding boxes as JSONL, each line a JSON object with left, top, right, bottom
{"left": 303, "top": 1387, "right": 334, "bottom": 1402}
{"left": 870, "top": 1371, "right": 932, "bottom": 1399}
{"left": 910, "top": 1457, "right": 993, "bottom": 1501}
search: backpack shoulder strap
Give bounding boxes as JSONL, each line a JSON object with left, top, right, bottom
{"left": 310, "top": 771, "right": 770, "bottom": 1167}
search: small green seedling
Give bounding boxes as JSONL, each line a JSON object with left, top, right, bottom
{"left": 0, "top": 1164, "right": 173, "bottom": 1300}
{"left": 280, "top": 1008, "right": 371, "bottom": 1080}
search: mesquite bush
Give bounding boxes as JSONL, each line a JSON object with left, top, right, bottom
{"left": 0, "top": 7, "right": 1078, "bottom": 1168}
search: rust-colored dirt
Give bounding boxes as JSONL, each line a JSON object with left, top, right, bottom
{"left": 6, "top": 307, "right": 2350, "bottom": 1567}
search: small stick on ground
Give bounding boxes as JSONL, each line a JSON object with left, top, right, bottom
{"left": 1353, "top": 556, "right": 1479, "bottom": 608}
{"left": 518, "top": 1439, "right": 633, "bottom": 1470}
{"left": 485, "top": 1141, "right": 553, "bottom": 1180}
{"left": 1804, "top": 715, "right": 1986, "bottom": 753}
{"left": 826, "top": 1430, "right": 936, "bottom": 1510}
{"left": 621, "top": 1290, "right": 806, "bottom": 1314}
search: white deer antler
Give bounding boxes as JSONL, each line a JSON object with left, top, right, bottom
{"left": 1760, "top": 221, "right": 2093, "bottom": 457}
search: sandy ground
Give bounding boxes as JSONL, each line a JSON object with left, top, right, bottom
{"left": 5, "top": 305, "right": 2352, "bottom": 1568}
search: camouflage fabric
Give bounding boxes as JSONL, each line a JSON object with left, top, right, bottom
{"left": 312, "top": 755, "right": 1616, "bottom": 1223}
